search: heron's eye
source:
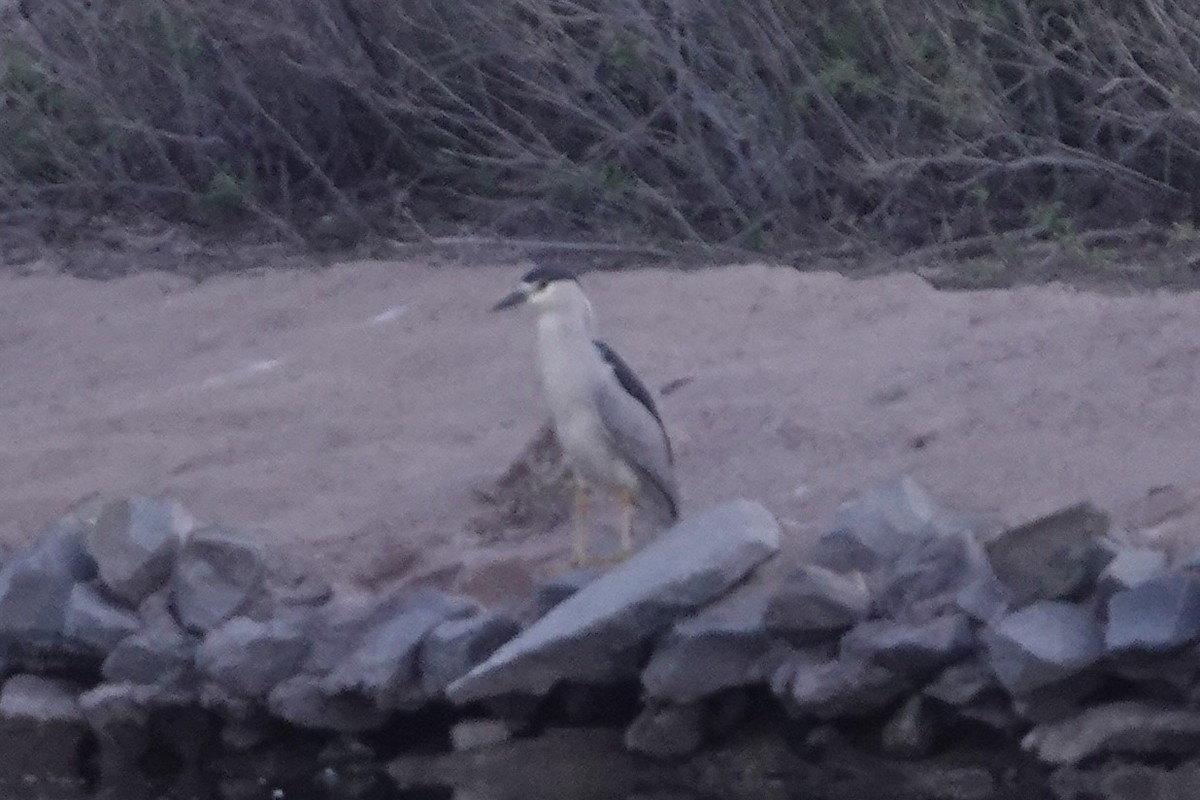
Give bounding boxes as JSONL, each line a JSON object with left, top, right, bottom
{"left": 535, "top": 280, "right": 548, "bottom": 291}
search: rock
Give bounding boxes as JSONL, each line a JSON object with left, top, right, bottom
{"left": 983, "top": 600, "right": 1103, "bottom": 694}
{"left": 1012, "top": 673, "right": 1105, "bottom": 724}
{"left": 300, "top": 592, "right": 413, "bottom": 674}
{"left": 172, "top": 525, "right": 267, "bottom": 633}
{"left": 775, "top": 654, "right": 911, "bottom": 719}
{"left": 623, "top": 703, "right": 704, "bottom": 758}
{"left": 448, "top": 501, "right": 780, "bottom": 703}
{"left": 63, "top": 583, "right": 141, "bottom": 653}
{"left": 840, "top": 614, "right": 973, "bottom": 677}
{"left": 0, "top": 518, "right": 97, "bottom": 637}
{"left": 87, "top": 496, "right": 189, "bottom": 605}
{"left": 451, "top": 718, "right": 514, "bottom": 751}
{"left": 811, "top": 477, "right": 954, "bottom": 573}
{"left": 0, "top": 675, "right": 86, "bottom": 781}
{"left": 103, "top": 629, "right": 194, "bottom": 686}
{"left": 1023, "top": 701, "right": 1200, "bottom": 765}
{"left": 923, "top": 659, "right": 1001, "bottom": 707}
{"left": 197, "top": 616, "right": 309, "bottom": 699}
{"left": 643, "top": 585, "right": 787, "bottom": 703}
{"left": 1105, "top": 572, "right": 1200, "bottom": 653}
{"left": 527, "top": 567, "right": 602, "bottom": 620}
{"left": 954, "top": 564, "right": 1013, "bottom": 623}
{"left": 420, "top": 612, "right": 520, "bottom": 696}
{"left": 881, "top": 694, "right": 935, "bottom": 759}
{"left": 983, "top": 502, "right": 1112, "bottom": 607}
{"left": 323, "top": 590, "right": 478, "bottom": 710}
{"left": 267, "top": 673, "right": 389, "bottom": 732}
{"left": 872, "top": 531, "right": 986, "bottom": 619}
{"left": 1100, "top": 546, "right": 1168, "bottom": 592}
{"left": 764, "top": 564, "right": 870, "bottom": 641}
{"left": 78, "top": 682, "right": 152, "bottom": 774}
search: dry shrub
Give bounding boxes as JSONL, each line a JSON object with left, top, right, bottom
{"left": 2, "top": 0, "right": 1200, "bottom": 250}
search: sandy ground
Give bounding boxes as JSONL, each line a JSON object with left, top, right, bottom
{"left": 2, "top": 259, "right": 1199, "bottom": 597}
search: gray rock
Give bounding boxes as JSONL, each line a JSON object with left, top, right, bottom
{"left": 87, "top": 496, "right": 188, "bottom": 605}
{"left": 775, "top": 654, "right": 911, "bottom": 719}
{"left": 643, "top": 586, "right": 787, "bottom": 703}
{"left": 954, "top": 564, "right": 1013, "bottom": 623}
{"left": 1012, "top": 673, "right": 1105, "bottom": 724}
{"left": 984, "top": 502, "right": 1112, "bottom": 607}
{"left": 873, "top": 531, "right": 985, "bottom": 620}
{"left": 840, "top": 614, "right": 974, "bottom": 677}
{"left": 0, "top": 519, "right": 97, "bottom": 637}
{"left": 811, "top": 477, "right": 953, "bottom": 573}
{"left": 527, "top": 567, "right": 602, "bottom": 620}
{"left": 323, "top": 591, "right": 478, "bottom": 709}
{"left": 447, "top": 500, "right": 780, "bottom": 703}
{"left": 1024, "top": 701, "right": 1200, "bottom": 765}
{"left": 983, "top": 601, "right": 1104, "bottom": 694}
{"left": 267, "top": 673, "right": 389, "bottom": 732}
{"left": 1100, "top": 546, "right": 1169, "bottom": 592}
{"left": 302, "top": 589, "right": 463, "bottom": 675}
{"left": 63, "top": 583, "right": 140, "bottom": 653}
{"left": 172, "top": 525, "right": 266, "bottom": 633}
{"left": 765, "top": 564, "right": 870, "bottom": 641}
{"left": 623, "top": 703, "right": 704, "bottom": 758}
{"left": 197, "top": 616, "right": 309, "bottom": 699}
{"left": 0, "top": 675, "right": 86, "bottom": 781}
{"left": 881, "top": 694, "right": 935, "bottom": 759}
{"left": 923, "top": 659, "right": 1001, "bottom": 707}
{"left": 1106, "top": 572, "right": 1200, "bottom": 653}
{"left": 103, "top": 629, "right": 194, "bottom": 686}
{"left": 451, "top": 718, "right": 514, "bottom": 751}
{"left": 420, "top": 612, "right": 520, "bottom": 696}
{"left": 78, "top": 683, "right": 152, "bottom": 774}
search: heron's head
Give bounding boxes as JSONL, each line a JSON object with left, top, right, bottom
{"left": 492, "top": 266, "right": 592, "bottom": 320}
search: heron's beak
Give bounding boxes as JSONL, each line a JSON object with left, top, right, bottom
{"left": 491, "top": 287, "right": 528, "bottom": 311}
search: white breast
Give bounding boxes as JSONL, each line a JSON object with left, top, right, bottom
{"left": 535, "top": 314, "right": 639, "bottom": 491}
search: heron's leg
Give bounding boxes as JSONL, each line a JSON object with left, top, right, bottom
{"left": 571, "top": 479, "right": 590, "bottom": 567}
{"left": 617, "top": 487, "right": 635, "bottom": 560}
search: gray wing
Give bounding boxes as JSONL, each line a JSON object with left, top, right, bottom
{"left": 592, "top": 340, "right": 679, "bottom": 519}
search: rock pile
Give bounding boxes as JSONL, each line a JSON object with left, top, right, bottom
{"left": 0, "top": 480, "right": 1198, "bottom": 799}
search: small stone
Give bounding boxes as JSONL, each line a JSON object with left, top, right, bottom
{"left": 765, "top": 564, "right": 870, "bottom": 641}
{"left": 623, "top": 703, "right": 704, "bottom": 758}
{"left": 323, "top": 591, "right": 478, "bottom": 710}
{"left": 87, "top": 496, "right": 190, "bottom": 605}
{"left": 881, "top": 694, "right": 935, "bottom": 759}
{"left": 777, "top": 655, "right": 911, "bottom": 719}
{"left": 197, "top": 617, "right": 309, "bottom": 699}
{"left": 1100, "top": 547, "right": 1169, "bottom": 592}
{"left": 450, "top": 718, "right": 513, "bottom": 751}
{"left": 0, "top": 675, "right": 87, "bottom": 781}
{"left": 63, "top": 583, "right": 141, "bottom": 654}
{"left": 103, "top": 630, "right": 194, "bottom": 686}
{"left": 172, "top": 525, "right": 267, "bottom": 633}
{"left": 923, "top": 659, "right": 1000, "bottom": 707}
{"left": 420, "top": 612, "right": 520, "bottom": 696}
{"left": 644, "top": 586, "right": 784, "bottom": 703}
{"left": 983, "top": 601, "right": 1103, "bottom": 694}
{"left": 1105, "top": 572, "right": 1200, "bottom": 653}
{"left": 78, "top": 683, "right": 152, "bottom": 774}
{"left": 839, "top": 614, "right": 973, "bottom": 677}
{"left": 873, "top": 531, "right": 986, "bottom": 621}
{"left": 0, "top": 519, "right": 97, "bottom": 637}
{"left": 267, "top": 674, "right": 388, "bottom": 732}
{"left": 983, "top": 502, "right": 1112, "bottom": 607}
{"left": 811, "top": 477, "right": 953, "bottom": 573}
{"left": 1023, "top": 701, "right": 1200, "bottom": 765}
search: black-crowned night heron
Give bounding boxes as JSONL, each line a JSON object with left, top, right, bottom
{"left": 492, "top": 266, "right": 679, "bottom": 565}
